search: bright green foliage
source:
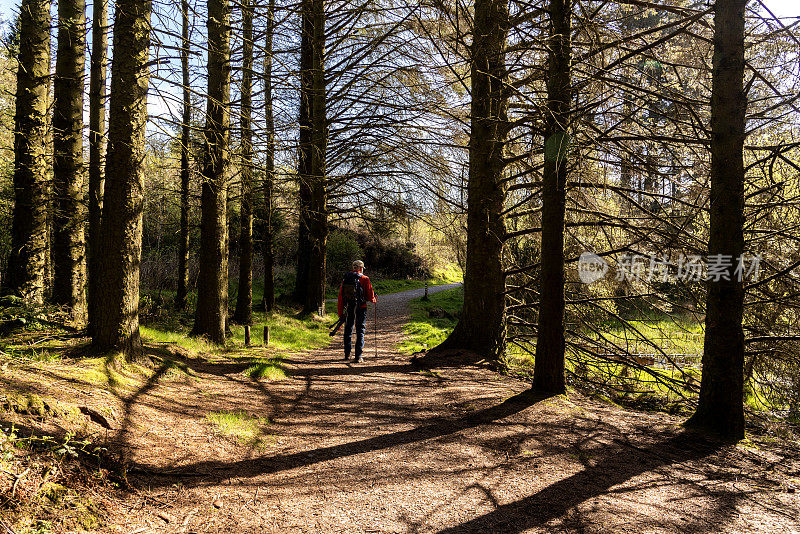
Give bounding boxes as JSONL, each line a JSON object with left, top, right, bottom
{"left": 400, "top": 286, "right": 462, "bottom": 354}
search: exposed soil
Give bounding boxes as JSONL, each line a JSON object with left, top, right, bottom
{"left": 3, "top": 284, "right": 800, "bottom": 533}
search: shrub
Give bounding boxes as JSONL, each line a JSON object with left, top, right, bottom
{"left": 326, "top": 231, "right": 364, "bottom": 283}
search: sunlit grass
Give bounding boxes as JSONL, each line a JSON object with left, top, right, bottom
{"left": 141, "top": 301, "right": 337, "bottom": 356}
{"left": 243, "top": 358, "right": 287, "bottom": 380}
{"left": 399, "top": 286, "right": 462, "bottom": 354}
{"left": 206, "top": 410, "right": 270, "bottom": 446}
{"left": 140, "top": 326, "right": 215, "bottom": 353}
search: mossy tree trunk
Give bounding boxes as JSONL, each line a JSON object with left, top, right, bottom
{"left": 4, "top": 0, "right": 51, "bottom": 306}
{"left": 87, "top": 0, "right": 107, "bottom": 335}
{"left": 92, "top": 0, "right": 152, "bottom": 360}
{"left": 429, "top": 0, "right": 509, "bottom": 362}
{"left": 532, "top": 0, "right": 571, "bottom": 395}
{"left": 234, "top": 0, "right": 254, "bottom": 324}
{"left": 686, "top": 0, "right": 747, "bottom": 441}
{"left": 52, "top": 0, "right": 87, "bottom": 322}
{"left": 192, "top": 0, "right": 231, "bottom": 343}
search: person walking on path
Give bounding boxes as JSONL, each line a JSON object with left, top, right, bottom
{"left": 337, "top": 260, "right": 377, "bottom": 363}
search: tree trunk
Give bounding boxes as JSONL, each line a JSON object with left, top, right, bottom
{"left": 686, "top": 0, "right": 746, "bottom": 441}
{"left": 532, "top": 0, "right": 571, "bottom": 395}
{"left": 234, "top": 0, "right": 254, "bottom": 324}
{"left": 92, "top": 0, "right": 152, "bottom": 360}
{"left": 262, "top": 0, "right": 276, "bottom": 313}
{"left": 428, "top": 0, "right": 509, "bottom": 363}
{"left": 87, "top": 0, "right": 108, "bottom": 335}
{"left": 192, "top": 0, "right": 231, "bottom": 343}
{"left": 4, "top": 0, "right": 51, "bottom": 306}
{"left": 295, "top": 0, "right": 328, "bottom": 315}
{"left": 175, "top": 0, "right": 191, "bottom": 311}
{"left": 52, "top": 0, "right": 87, "bottom": 322}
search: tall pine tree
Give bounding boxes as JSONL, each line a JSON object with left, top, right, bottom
{"left": 234, "top": 0, "right": 254, "bottom": 325}
{"left": 93, "top": 0, "right": 153, "bottom": 359}
{"left": 192, "top": 0, "right": 231, "bottom": 343}
{"left": 5, "top": 0, "right": 52, "bottom": 306}
{"left": 686, "top": 0, "right": 747, "bottom": 441}
{"left": 87, "top": 0, "right": 108, "bottom": 334}
{"left": 52, "top": 0, "right": 87, "bottom": 321}
{"left": 428, "top": 0, "right": 509, "bottom": 363}
{"left": 532, "top": 0, "right": 571, "bottom": 394}
{"left": 295, "top": 0, "right": 328, "bottom": 315}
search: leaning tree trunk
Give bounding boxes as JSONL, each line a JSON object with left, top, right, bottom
{"left": 52, "top": 0, "right": 87, "bottom": 322}
{"left": 175, "top": 0, "right": 191, "bottom": 311}
{"left": 93, "top": 0, "right": 152, "bottom": 360}
{"left": 87, "top": 0, "right": 108, "bottom": 335}
{"left": 192, "top": 0, "right": 231, "bottom": 343}
{"left": 532, "top": 0, "right": 571, "bottom": 395}
{"left": 262, "top": 0, "right": 276, "bottom": 313}
{"left": 234, "top": 0, "right": 254, "bottom": 325}
{"left": 4, "top": 0, "right": 51, "bottom": 306}
{"left": 295, "top": 0, "right": 328, "bottom": 315}
{"left": 686, "top": 0, "right": 746, "bottom": 441}
{"left": 427, "top": 0, "right": 509, "bottom": 363}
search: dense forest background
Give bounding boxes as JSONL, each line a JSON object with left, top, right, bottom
{"left": 0, "top": 0, "right": 799, "bottom": 442}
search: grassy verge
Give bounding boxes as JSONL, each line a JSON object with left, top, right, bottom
{"left": 141, "top": 300, "right": 337, "bottom": 356}
{"left": 399, "top": 286, "right": 462, "bottom": 354}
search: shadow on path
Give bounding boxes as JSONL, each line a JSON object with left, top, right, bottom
{"left": 436, "top": 431, "right": 724, "bottom": 533}
{"left": 129, "top": 389, "right": 546, "bottom": 484}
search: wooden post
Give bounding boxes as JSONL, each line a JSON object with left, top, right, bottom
{"left": 263, "top": 325, "right": 270, "bottom": 346}
{"left": 422, "top": 281, "right": 429, "bottom": 301}
{"left": 244, "top": 325, "right": 251, "bottom": 346}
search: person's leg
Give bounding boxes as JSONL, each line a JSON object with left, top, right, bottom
{"left": 343, "top": 305, "right": 355, "bottom": 359}
{"left": 354, "top": 306, "right": 367, "bottom": 361}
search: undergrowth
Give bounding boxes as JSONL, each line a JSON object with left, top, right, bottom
{"left": 0, "top": 424, "right": 118, "bottom": 533}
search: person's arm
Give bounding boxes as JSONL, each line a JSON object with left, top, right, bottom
{"left": 337, "top": 284, "right": 344, "bottom": 316}
{"left": 363, "top": 276, "right": 376, "bottom": 303}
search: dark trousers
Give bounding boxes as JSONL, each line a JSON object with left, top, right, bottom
{"left": 343, "top": 304, "right": 367, "bottom": 358}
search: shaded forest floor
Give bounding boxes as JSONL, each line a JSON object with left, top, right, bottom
{"left": 2, "top": 284, "right": 800, "bottom": 533}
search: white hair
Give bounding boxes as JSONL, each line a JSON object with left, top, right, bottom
{"left": 352, "top": 260, "right": 365, "bottom": 270}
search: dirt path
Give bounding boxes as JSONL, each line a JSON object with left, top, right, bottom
{"left": 106, "top": 285, "right": 799, "bottom": 534}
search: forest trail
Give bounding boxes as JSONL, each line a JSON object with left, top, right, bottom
{"left": 106, "top": 285, "right": 799, "bottom": 533}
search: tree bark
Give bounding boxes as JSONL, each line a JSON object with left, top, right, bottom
{"left": 686, "top": 0, "right": 746, "bottom": 441}
{"left": 92, "top": 0, "right": 152, "bottom": 360}
{"left": 87, "top": 0, "right": 108, "bottom": 335}
{"left": 52, "top": 0, "right": 87, "bottom": 322}
{"left": 262, "top": 0, "right": 276, "bottom": 313}
{"left": 234, "top": 0, "right": 254, "bottom": 324}
{"left": 175, "top": 0, "right": 191, "bottom": 311}
{"left": 428, "top": 0, "right": 509, "bottom": 363}
{"left": 4, "top": 0, "right": 51, "bottom": 306}
{"left": 295, "top": 0, "right": 328, "bottom": 315}
{"left": 192, "top": 0, "right": 231, "bottom": 343}
{"left": 532, "top": 0, "right": 571, "bottom": 395}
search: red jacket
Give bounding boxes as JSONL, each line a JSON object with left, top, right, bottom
{"left": 337, "top": 271, "right": 376, "bottom": 316}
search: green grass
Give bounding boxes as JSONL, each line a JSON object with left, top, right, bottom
{"left": 205, "top": 410, "right": 271, "bottom": 446}
{"left": 141, "top": 300, "right": 336, "bottom": 355}
{"left": 242, "top": 357, "right": 287, "bottom": 380}
{"left": 399, "top": 286, "right": 463, "bottom": 354}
